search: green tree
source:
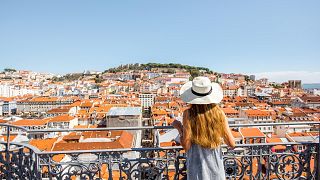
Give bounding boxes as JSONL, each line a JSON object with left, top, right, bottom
{"left": 189, "top": 69, "right": 201, "bottom": 79}
{"left": 94, "top": 75, "right": 103, "bottom": 83}
{"left": 4, "top": 68, "right": 16, "bottom": 72}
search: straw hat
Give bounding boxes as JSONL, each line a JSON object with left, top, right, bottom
{"left": 180, "top": 76, "right": 223, "bottom": 104}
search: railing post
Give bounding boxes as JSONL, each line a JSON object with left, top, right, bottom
{"left": 6, "top": 126, "right": 10, "bottom": 151}
{"left": 317, "top": 125, "right": 320, "bottom": 180}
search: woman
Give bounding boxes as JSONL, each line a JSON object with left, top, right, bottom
{"left": 172, "top": 76, "right": 235, "bottom": 180}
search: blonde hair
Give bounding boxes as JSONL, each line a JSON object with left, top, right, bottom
{"left": 187, "top": 104, "right": 227, "bottom": 149}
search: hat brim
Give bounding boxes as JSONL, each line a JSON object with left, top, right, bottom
{"left": 180, "top": 81, "right": 223, "bottom": 104}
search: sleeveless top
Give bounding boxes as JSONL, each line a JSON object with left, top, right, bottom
{"left": 186, "top": 143, "right": 226, "bottom": 180}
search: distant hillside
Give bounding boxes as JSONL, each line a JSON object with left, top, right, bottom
{"left": 51, "top": 63, "right": 214, "bottom": 82}
{"left": 104, "top": 63, "right": 214, "bottom": 74}
{"left": 52, "top": 73, "right": 84, "bottom": 82}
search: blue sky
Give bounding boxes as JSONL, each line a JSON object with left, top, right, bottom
{"left": 0, "top": 0, "right": 319, "bottom": 83}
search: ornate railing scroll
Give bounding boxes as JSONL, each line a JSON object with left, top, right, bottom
{"left": 223, "top": 142, "right": 318, "bottom": 180}
{"left": 0, "top": 141, "right": 41, "bottom": 179}
{"left": 37, "top": 147, "right": 186, "bottom": 180}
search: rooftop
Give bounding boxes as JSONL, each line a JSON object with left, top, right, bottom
{"left": 107, "top": 107, "right": 142, "bottom": 116}
{"left": 240, "top": 127, "right": 265, "bottom": 137}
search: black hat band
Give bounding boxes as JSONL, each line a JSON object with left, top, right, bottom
{"left": 191, "top": 87, "right": 213, "bottom": 97}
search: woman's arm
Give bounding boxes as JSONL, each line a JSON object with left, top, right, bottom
{"left": 222, "top": 112, "right": 236, "bottom": 149}
{"left": 180, "top": 110, "right": 192, "bottom": 151}
{"left": 172, "top": 110, "right": 192, "bottom": 151}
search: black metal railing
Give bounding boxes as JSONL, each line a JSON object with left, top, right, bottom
{"left": 0, "top": 122, "right": 319, "bottom": 180}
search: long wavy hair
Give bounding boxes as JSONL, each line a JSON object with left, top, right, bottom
{"left": 187, "top": 104, "right": 227, "bottom": 149}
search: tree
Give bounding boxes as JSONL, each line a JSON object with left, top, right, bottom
{"left": 189, "top": 69, "right": 201, "bottom": 80}
{"left": 4, "top": 68, "right": 16, "bottom": 72}
{"left": 104, "top": 63, "right": 214, "bottom": 74}
{"left": 94, "top": 75, "right": 103, "bottom": 83}
{"left": 244, "top": 75, "right": 250, "bottom": 81}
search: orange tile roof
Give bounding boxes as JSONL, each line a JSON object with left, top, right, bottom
{"left": 231, "top": 129, "right": 242, "bottom": 138}
{"left": 52, "top": 154, "right": 65, "bottom": 162}
{"left": 152, "top": 109, "right": 168, "bottom": 116}
{"left": 47, "top": 105, "right": 73, "bottom": 113}
{"left": 62, "top": 132, "right": 81, "bottom": 141}
{"left": 77, "top": 109, "right": 87, "bottom": 115}
{"left": 52, "top": 141, "right": 123, "bottom": 151}
{"left": 0, "top": 97, "right": 14, "bottom": 101}
{"left": 74, "top": 125, "right": 88, "bottom": 129}
{"left": 31, "top": 96, "right": 59, "bottom": 102}
{"left": 240, "top": 128, "right": 265, "bottom": 137}
{"left": 0, "top": 135, "right": 17, "bottom": 141}
{"left": 70, "top": 101, "right": 81, "bottom": 107}
{"left": 80, "top": 100, "right": 93, "bottom": 107}
{"left": 52, "top": 130, "right": 133, "bottom": 151}
{"left": 253, "top": 103, "right": 269, "bottom": 107}
{"left": 117, "top": 131, "right": 134, "bottom": 148}
{"left": 222, "top": 107, "right": 239, "bottom": 114}
{"left": 244, "top": 109, "right": 271, "bottom": 117}
{"left": 11, "top": 119, "right": 49, "bottom": 126}
{"left": 222, "top": 85, "right": 238, "bottom": 90}
{"left": 82, "top": 130, "right": 122, "bottom": 139}
{"left": 47, "top": 115, "right": 76, "bottom": 122}
{"left": 160, "top": 141, "right": 176, "bottom": 147}
{"left": 29, "top": 138, "right": 58, "bottom": 151}
{"left": 287, "top": 132, "right": 316, "bottom": 137}
{"left": 0, "top": 119, "right": 7, "bottom": 123}
{"left": 266, "top": 136, "right": 286, "bottom": 151}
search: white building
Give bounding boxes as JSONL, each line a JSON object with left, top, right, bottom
{"left": 222, "top": 85, "right": 239, "bottom": 97}
{"left": 10, "top": 119, "right": 49, "bottom": 139}
{"left": 0, "top": 84, "right": 41, "bottom": 97}
{"left": 46, "top": 115, "right": 78, "bottom": 137}
{"left": 138, "top": 93, "right": 156, "bottom": 109}
{"left": 239, "top": 109, "right": 274, "bottom": 135}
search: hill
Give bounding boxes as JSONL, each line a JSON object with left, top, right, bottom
{"left": 104, "top": 63, "right": 213, "bottom": 74}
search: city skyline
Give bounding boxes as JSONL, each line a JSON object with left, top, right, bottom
{"left": 1, "top": 63, "right": 320, "bottom": 84}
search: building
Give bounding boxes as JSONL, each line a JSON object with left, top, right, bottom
{"left": 291, "top": 95, "right": 320, "bottom": 108}
{"left": 138, "top": 93, "right": 156, "bottom": 109}
{"left": 245, "top": 85, "right": 256, "bottom": 97}
{"left": 266, "top": 135, "right": 287, "bottom": 153}
{"left": 286, "top": 132, "right": 319, "bottom": 152}
{"left": 106, "top": 107, "right": 142, "bottom": 148}
{"left": 106, "top": 107, "right": 142, "bottom": 128}
{"left": 52, "top": 130, "right": 134, "bottom": 150}
{"left": 249, "top": 75, "right": 255, "bottom": 81}
{"left": 222, "top": 85, "right": 239, "bottom": 97}
{"left": 46, "top": 115, "right": 78, "bottom": 137}
{"left": 45, "top": 105, "right": 79, "bottom": 117}
{"left": 10, "top": 119, "right": 49, "bottom": 139}
{"left": 288, "top": 80, "right": 302, "bottom": 89}
{"left": 221, "top": 107, "right": 239, "bottom": 118}
{"left": 0, "top": 97, "right": 17, "bottom": 116}
{"left": 239, "top": 109, "right": 274, "bottom": 134}
{"left": 239, "top": 127, "right": 266, "bottom": 144}
{"left": 17, "top": 96, "right": 78, "bottom": 116}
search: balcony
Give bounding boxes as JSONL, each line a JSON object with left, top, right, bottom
{"left": 0, "top": 122, "right": 319, "bottom": 180}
